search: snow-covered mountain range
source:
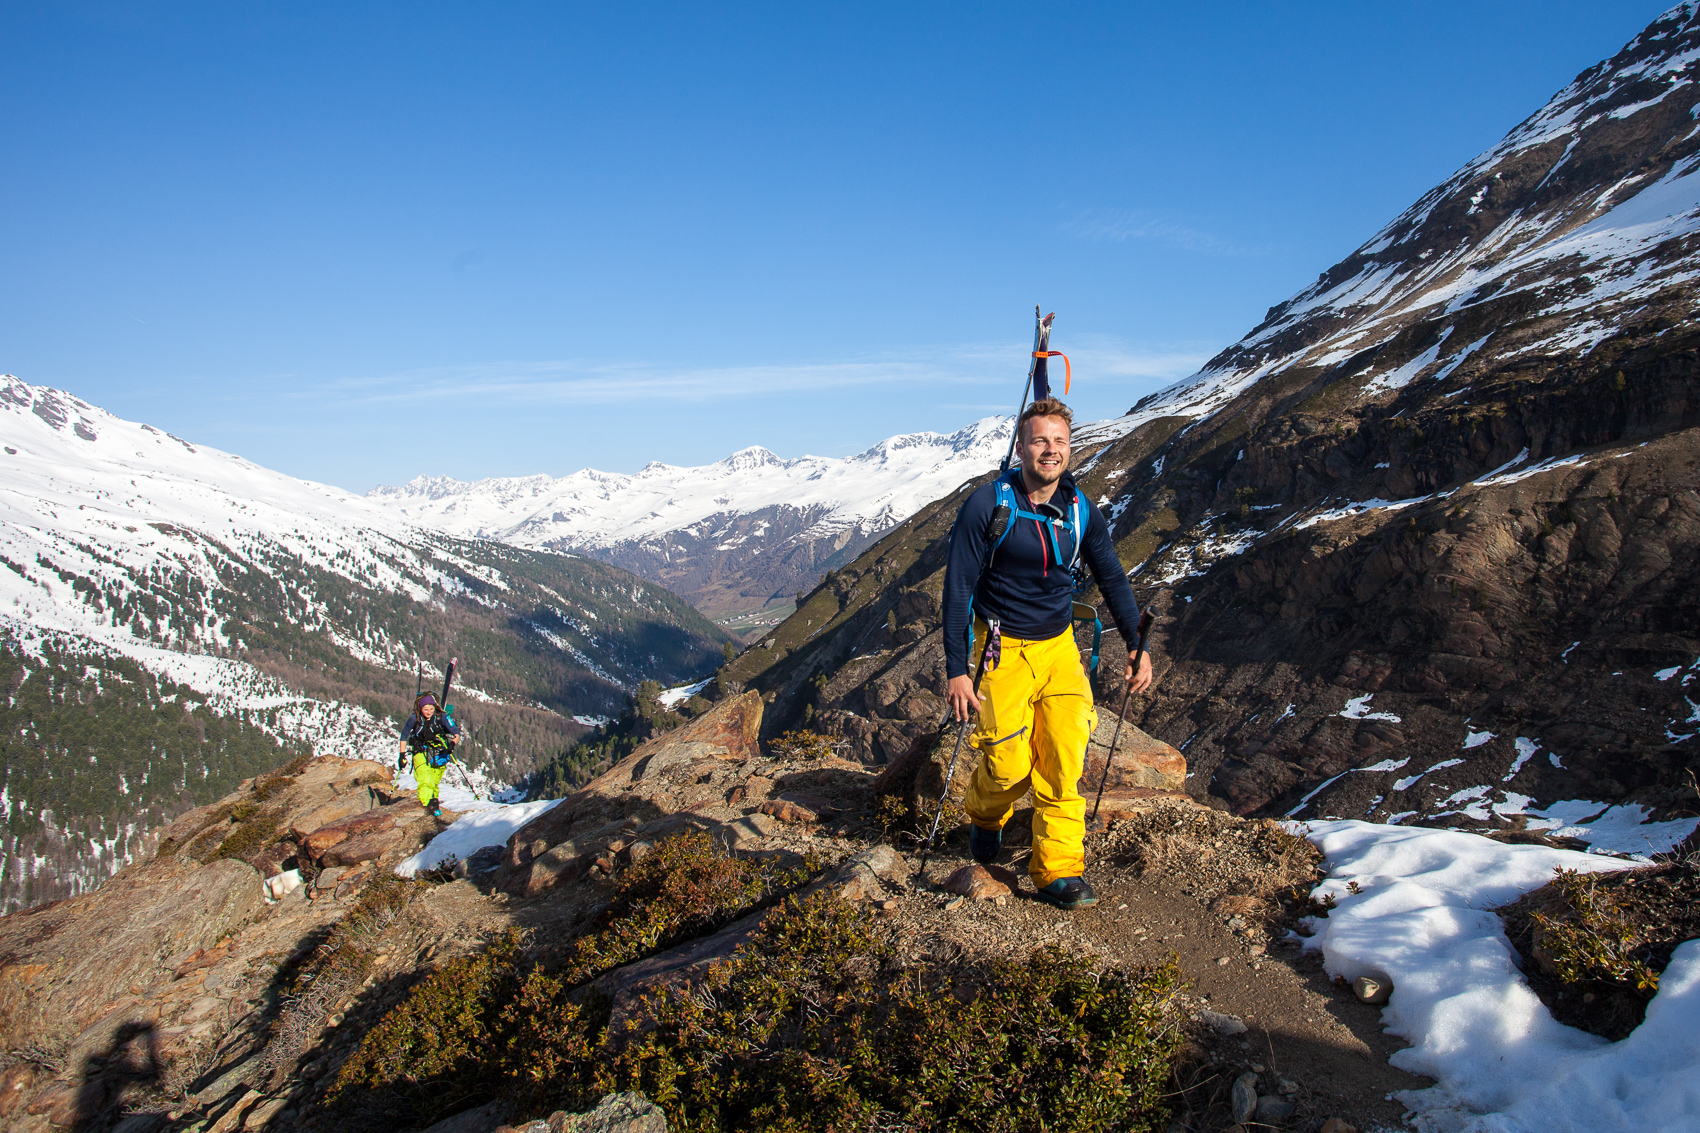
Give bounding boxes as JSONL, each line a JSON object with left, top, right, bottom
{"left": 0, "top": 375, "right": 726, "bottom": 911}
{"left": 369, "top": 417, "right": 1012, "bottom": 621}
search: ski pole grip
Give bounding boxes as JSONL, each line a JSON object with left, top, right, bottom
{"left": 988, "top": 504, "right": 1011, "bottom": 543}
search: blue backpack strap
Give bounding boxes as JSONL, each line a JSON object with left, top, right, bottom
{"left": 1072, "top": 600, "right": 1102, "bottom": 672}
{"left": 999, "top": 470, "right": 1075, "bottom": 566}
{"left": 1067, "top": 491, "right": 1087, "bottom": 572}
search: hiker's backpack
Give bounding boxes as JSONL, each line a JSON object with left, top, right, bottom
{"left": 431, "top": 707, "right": 459, "bottom": 768}
{"left": 410, "top": 714, "right": 456, "bottom": 768}
{"left": 965, "top": 470, "right": 1102, "bottom": 672}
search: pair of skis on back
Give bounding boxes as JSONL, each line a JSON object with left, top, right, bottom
{"left": 915, "top": 308, "right": 1155, "bottom": 878}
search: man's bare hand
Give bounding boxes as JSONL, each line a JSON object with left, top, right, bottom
{"left": 946, "top": 674, "right": 985, "bottom": 722}
{"left": 1126, "top": 650, "right": 1155, "bottom": 694}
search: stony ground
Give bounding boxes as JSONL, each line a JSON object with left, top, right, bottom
{"left": 885, "top": 802, "right": 1428, "bottom": 1133}
{"left": 0, "top": 694, "right": 1447, "bottom": 1133}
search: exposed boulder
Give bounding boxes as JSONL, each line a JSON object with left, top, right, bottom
{"left": 494, "top": 693, "right": 765, "bottom": 895}
{"left": 300, "top": 804, "right": 420, "bottom": 867}
{"left": 1082, "top": 711, "right": 1189, "bottom": 820}
{"left": 941, "top": 864, "right": 1017, "bottom": 901}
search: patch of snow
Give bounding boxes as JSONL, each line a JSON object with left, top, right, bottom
{"left": 656, "top": 677, "right": 712, "bottom": 708}
{"left": 1474, "top": 453, "right": 1585, "bottom": 488}
{"left": 394, "top": 797, "right": 563, "bottom": 876}
{"left": 1295, "top": 493, "right": 1442, "bottom": 530}
{"left": 1392, "top": 758, "right": 1466, "bottom": 792}
{"left": 1462, "top": 728, "right": 1496, "bottom": 749}
{"left": 1286, "top": 756, "right": 1410, "bottom": 817}
{"left": 1504, "top": 737, "right": 1539, "bottom": 781}
{"left": 1339, "top": 694, "right": 1402, "bottom": 722}
{"left": 1288, "top": 819, "right": 1699, "bottom": 1131}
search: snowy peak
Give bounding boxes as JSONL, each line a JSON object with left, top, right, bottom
{"left": 369, "top": 416, "right": 1013, "bottom": 548}
{"left": 368, "top": 418, "right": 1013, "bottom": 618}
{"left": 716, "top": 446, "right": 787, "bottom": 473}
{"left": 1122, "top": 3, "right": 1700, "bottom": 431}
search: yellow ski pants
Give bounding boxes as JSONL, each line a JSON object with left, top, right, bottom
{"left": 412, "top": 752, "right": 446, "bottom": 807}
{"left": 962, "top": 622, "right": 1097, "bottom": 888}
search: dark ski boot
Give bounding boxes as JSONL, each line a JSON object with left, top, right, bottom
{"left": 969, "top": 824, "right": 1002, "bottom": 864}
{"left": 1036, "top": 877, "right": 1098, "bottom": 910}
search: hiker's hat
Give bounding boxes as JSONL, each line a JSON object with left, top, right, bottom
{"left": 415, "top": 692, "right": 439, "bottom": 711}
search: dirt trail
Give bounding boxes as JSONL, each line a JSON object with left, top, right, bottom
{"left": 886, "top": 805, "right": 1428, "bottom": 1132}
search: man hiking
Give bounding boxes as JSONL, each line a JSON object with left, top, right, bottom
{"left": 942, "top": 397, "right": 1153, "bottom": 910}
{"left": 398, "top": 692, "right": 461, "bottom": 817}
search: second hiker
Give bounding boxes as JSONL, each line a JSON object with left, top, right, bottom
{"left": 398, "top": 692, "right": 461, "bottom": 817}
{"left": 942, "top": 397, "right": 1154, "bottom": 910}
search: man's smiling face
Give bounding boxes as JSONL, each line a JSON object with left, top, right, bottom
{"left": 1017, "top": 413, "right": 1071, "bottom": 490}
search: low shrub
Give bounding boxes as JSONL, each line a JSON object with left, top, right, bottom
{"left": 561, "top": 830, "right": 771, "bottom": 984}
{"left": 329, "top": 933, "right": 605, "bottom": 1122}
{"left": 1531, "top": 869, "right": 1660, "bottom": 992}
{"left": 609, "top": 892, "right": 1185, "bottom": 1133}
{"left": 209, "top": 804, "right": 286, "bottom": 863}
{"left": 767, "top": 730, "right": 842, "bottom": 762}
{"left": 1502, "top": 861, "right": 1700, "bottom": 1040}
{"left": 321, "top": 834, "right": 1184, "bottom": 1132}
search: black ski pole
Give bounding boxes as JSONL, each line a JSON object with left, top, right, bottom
{"left": 916, "top": 618, "right": 999, "bottom": 881}
{"left": 1091, "top": 607, "right": 1156, "bottom": 828}
{"left": 416, "top": 663, "right": 423, "bottom": 697}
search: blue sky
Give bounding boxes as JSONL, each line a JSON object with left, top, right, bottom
{"left": 0, "top": 2, "right": 1674, "bottom": 491}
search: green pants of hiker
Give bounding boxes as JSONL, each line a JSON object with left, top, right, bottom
{"left": 412, "top": 752, "right": 446, "bottom": 807}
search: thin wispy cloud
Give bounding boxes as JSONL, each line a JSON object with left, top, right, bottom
{"left": 311, "top": 335, "right": 1214, "bottom": 411}
{"left": 322, "top": 357, "right": 976, "bottom": 407}
{"left": 1063, "top": 207, "right": 1273, "bottom": 256}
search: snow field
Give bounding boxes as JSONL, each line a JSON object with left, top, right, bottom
{"left": 1292, "top": 819, "right": 1700, "bottom": 1132}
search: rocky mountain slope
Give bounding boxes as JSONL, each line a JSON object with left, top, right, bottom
{"left": 710, "top": 2, "right": 1700, "bottom": 849}
{"left": 367, "top": 419, "right": 1012, "bottom": 625}
{"left": 0, "top": 377, "right": 729, "bottom": 912}
{"left": 0, "top": 695, "right": 1392, "bottom": 1133}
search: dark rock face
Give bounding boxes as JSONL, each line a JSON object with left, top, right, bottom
{"left": 716, "top": 7, "right": 1700, "bottom": 838}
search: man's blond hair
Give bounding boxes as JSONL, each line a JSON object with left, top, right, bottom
{"left": 1019, "top": 397, "right": 1074, "bottom": 443}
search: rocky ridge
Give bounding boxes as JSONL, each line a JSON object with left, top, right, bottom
{"left": 0, "top": 691, "right": 1416, "bottom": 1133}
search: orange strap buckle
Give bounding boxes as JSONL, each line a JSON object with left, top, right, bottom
{"left": 1033, "top": 351, "right": 1072, "bottom": 394}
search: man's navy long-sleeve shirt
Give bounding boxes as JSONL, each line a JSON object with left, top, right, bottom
{"left": 941, "top": 470, "right": 1141, "bottom": 679}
